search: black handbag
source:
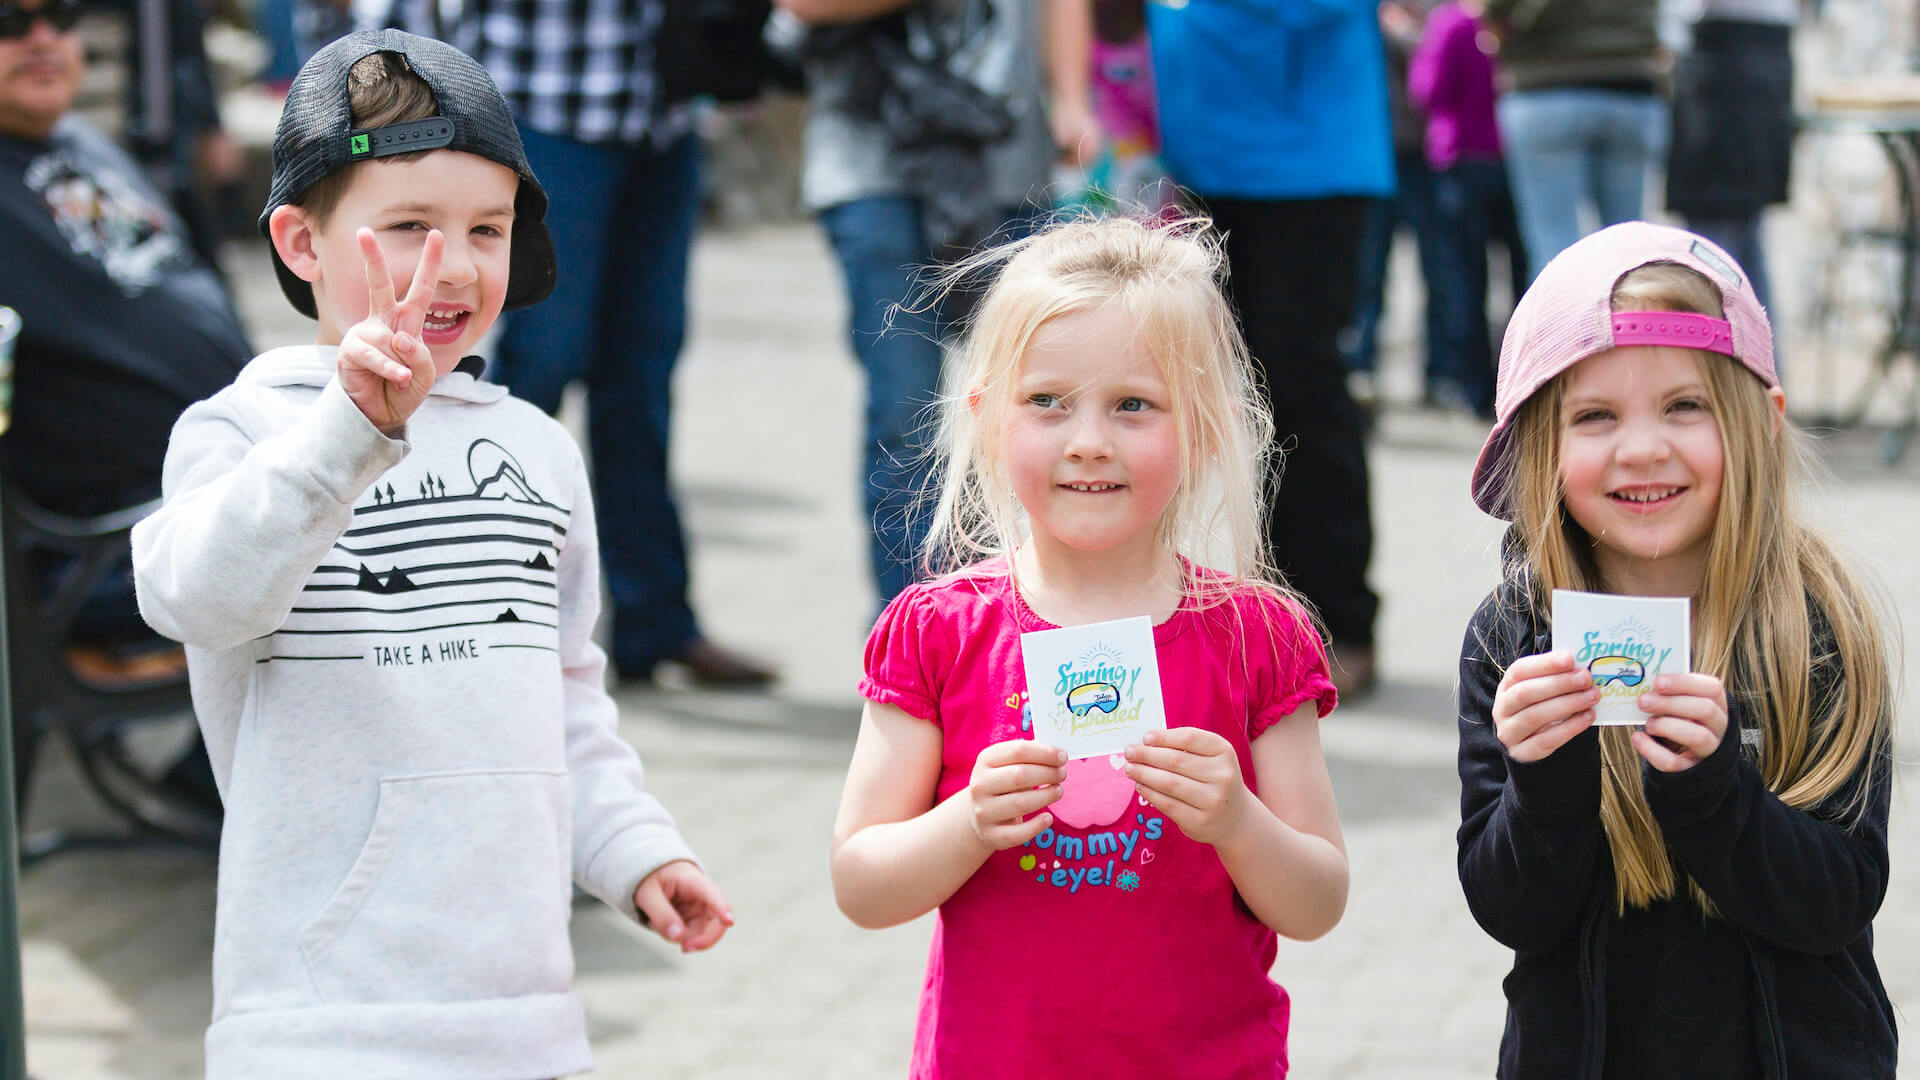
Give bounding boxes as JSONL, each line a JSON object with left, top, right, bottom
{"left": 807, "top": 7, "right": 1015, "bottom": 249}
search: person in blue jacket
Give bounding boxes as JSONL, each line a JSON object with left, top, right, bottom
{"left": 1147, "top": 0, "right": 1394, "bottom": 696}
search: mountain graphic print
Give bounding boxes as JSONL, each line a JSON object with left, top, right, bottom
{"left": 263, "top": 438, "right": 568, "bottom": 663}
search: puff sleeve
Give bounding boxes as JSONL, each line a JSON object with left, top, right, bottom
{"left": 1245, "top": 589, "right": 1339, "bottom": 738}
{"left": 857, "top": 584, "right": 943, "bottom": 723}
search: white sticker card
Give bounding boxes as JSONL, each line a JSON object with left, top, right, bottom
{"left": 1550, "top": 589, "right": 1691, "bottom": 726}
{"left": 1019, "top": 615, "right": 1168, "bottom": 760}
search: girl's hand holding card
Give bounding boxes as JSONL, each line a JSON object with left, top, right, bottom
{"left": 1123, "top": 727, "right": 1248, "bottom": 846}
{"left": 1492, "top": 651, "right": 1601, "bottom": 763}
{"left": 1632, "top": 672, "right": 1730, "bottom": 773}
{"left": 966, "top": 740, "right": 1067, "bottom": 851}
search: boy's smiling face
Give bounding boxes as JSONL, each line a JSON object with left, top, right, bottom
{"left": 280, "top": 149, "right": 518, "bottom": 375}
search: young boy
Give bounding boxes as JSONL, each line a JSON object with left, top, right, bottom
{"left": 131, "top": 30, "right": 731, "bottom": 1079}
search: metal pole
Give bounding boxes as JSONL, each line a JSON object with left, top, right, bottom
{"left": 0, "top": 528, "right": 25, "bottom": 1080}
{"left": 0, "top": 306, "right": 26, "bottom": 1079}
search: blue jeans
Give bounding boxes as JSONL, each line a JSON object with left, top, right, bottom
{"left": 818, "top": 197, "right": 954, "bottom": 605}
{"left": 1428, "top": 157, "right": 1527, "bottom": 415}
{"left": 1498, "top": 89, "right": 1667, "bottom": 276}
{"left": 492, "top": 127, "right": 701, "bottom": 674}
{"left": 1345, "top": 149, "right": 1443, "bottom": 379}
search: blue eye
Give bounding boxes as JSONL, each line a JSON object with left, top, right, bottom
{"left": 1118, "top": 397, "right": 1150, "bottom": 413}
{"left": 1028, "top": 393, "right": 1060, "bottom": 409}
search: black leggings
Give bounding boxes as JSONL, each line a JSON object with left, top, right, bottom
{"left": 1201, "top": 194, "right": 1378, "bottom": 648}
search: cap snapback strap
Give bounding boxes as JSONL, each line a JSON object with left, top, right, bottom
{"left": 1610, "top": 311, "right": 1735, "bottom": 357}
{"left": 347, "top": 117, "right": 455, "bottom": 159}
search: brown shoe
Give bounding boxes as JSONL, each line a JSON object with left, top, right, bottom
{"left": 1329, "top": 643, "right": 1376, "bottom": 701}
{"left": 669, "top": 637, "right": 778, "bottom": 689}
{"left": 66, "top": 642, "right": 190, "bottom": 690}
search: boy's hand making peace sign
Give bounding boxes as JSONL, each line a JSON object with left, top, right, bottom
{"left": 338, "top": 227, "right": 444, "bottom": 436}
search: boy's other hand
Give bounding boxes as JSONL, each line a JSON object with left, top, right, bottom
{"left": 339, "top": 227, "right": 443, "bottom": 437}
{"left": 634, "top": 860, "right": 734, "bottom": 953}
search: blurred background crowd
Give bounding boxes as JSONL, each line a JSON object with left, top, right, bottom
{"left": 2, "top": 0, "right": 1917, "bottom": 830}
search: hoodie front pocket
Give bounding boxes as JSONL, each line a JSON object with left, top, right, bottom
{"left": 297, "top": 769, "right": 572, "bottom": 1005}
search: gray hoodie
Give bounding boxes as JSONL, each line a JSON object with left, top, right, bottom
{"left": 133, "top": 345, "right": 699, "bottom": 1080}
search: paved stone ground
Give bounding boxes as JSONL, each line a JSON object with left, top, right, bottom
{"left": 14, "top": 212, "right": 1920, "bottom": 1078}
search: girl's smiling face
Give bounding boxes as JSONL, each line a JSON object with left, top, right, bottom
{"left": 1001, "top": 307, "right": 1183, "bottom": 562}
{"left": 1556, "top": 345, "right": 1725, "bottom": 594}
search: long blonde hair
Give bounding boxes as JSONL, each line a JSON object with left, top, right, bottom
{"left": 1504, "top": 261, "right": 1894, "bottom": 913}
{"left": 920, "top": 213, "right": 1289, "bottom": 611}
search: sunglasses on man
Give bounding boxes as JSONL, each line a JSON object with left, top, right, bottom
{"left": 0, "top": 0, "right": 81, "bottom": 40}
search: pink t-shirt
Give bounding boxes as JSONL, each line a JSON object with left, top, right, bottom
{"left": 859, "top": 560, "right": 1338, "bottom": 1080}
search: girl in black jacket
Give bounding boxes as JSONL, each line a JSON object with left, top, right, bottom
{"left": 1456, "top": 222, "right": 1897, "bottom": 1079}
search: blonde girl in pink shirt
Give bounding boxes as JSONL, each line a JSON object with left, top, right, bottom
{"left": 831, "top": 215, "right": 1348, "bottom": 1079}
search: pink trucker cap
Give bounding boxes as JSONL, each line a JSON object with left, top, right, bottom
{"left": 1470, "top": 221, "right": 1778, "bottom": 519}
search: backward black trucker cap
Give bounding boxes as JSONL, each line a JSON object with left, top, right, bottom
{"left": 258, "top": 29, "right": 557, "bottom": 319}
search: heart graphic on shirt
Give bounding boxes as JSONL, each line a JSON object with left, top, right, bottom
{"left": 1050, "top": 754, "right": 1134, "bottom": 828}
{"left": 1138, "top": 848, "right": 1155, "bottom": 865}
{"left": 1053, "top": 860, "right": 1061, "bottom": 869}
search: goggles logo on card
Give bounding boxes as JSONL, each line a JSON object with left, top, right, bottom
{"left": 1052, "top": 644, "right": 1143, "bottom": 735}
{"left": 1067, "top": 682, "right": 1120, "bottom": 716}
{"left": 1578, "top": 617, "right": 1671, "bottom": 701}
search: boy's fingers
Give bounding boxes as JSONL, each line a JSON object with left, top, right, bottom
{"left": 357, "top": 228, "right": 397, "bottom": 320}
{"left": 401, "top": 229, "right": 444, "bottom": 319}
{"left": 673, "top": 874, "right": 733, "bottom": 950}
{"left": 632, "top": 881, "right": 685, "bottom": 942}
{"left": 675, "top": 867, "right": 728, "bottom": 909}
{"left": 679, "top": 913, "right": 727, "bottom": 952}
{"left": 340, "top": 333, "right": 410, "bottom": 385}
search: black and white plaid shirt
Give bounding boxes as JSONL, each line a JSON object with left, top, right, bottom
{"left": 367, "top": 0, "right": 688, "bottom": 145}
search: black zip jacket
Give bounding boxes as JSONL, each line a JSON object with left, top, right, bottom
{"left": 1455, "top": 574, "right": 1896, "bottom": 1079}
